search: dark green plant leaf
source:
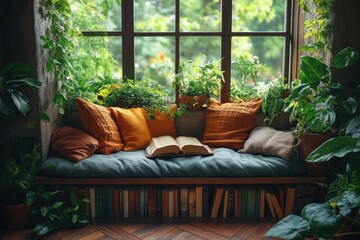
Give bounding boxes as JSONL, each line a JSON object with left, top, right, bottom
{"left": 41, "top": 207, "right": 49, "bottom": 217}
{"left": 346, "top": 115, "right": 360, "bottom": 138}
{"left": 342, "top": 97, "right": 357, "bottom": 115}
{"left": 331, "top": 47, "right": 360, "bottom": 69}
{"left": 34, "top": 224, "right": 50, "bottom": 236}
{"left": 5, "top": 78, "right": 41, "bottom": 89}
{"left": 306, "top": 136, "right": 360, "bottom": 162}
{"left": 286, "top": 84, "right": 310, "bottom": 100}
{"left": 52, "top": 201, "right": 65, "bottom": 209}
{"left": 40, "top": 113, "right": 50, "bottom": 122}
{"left": 265, "top": 214, "right": 310, "bottom": 240}
{"left": 301, "top": 203, "right": 341, "bottom": 239}
{"left": 10, "top": 91, "right": 30, "bottom": 116}
{"left": 72, "top": 214, "right": 79, "bottom": 224}
{"left": 337, "top": 190, "right": 360, "bottom": 216}
{"left": 300, "top": 56, "right": 330, "bottom": 84}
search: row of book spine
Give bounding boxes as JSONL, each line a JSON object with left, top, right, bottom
{"left": 84, "top": 186, "right": 210, "bottom": 219}
{"left": 79, "top": 185, "right": 299, "bottom": 219}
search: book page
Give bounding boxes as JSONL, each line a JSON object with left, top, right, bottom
{"left": 148, "top": 135, "right": 180, "bottom": 156}
{"left": 175, "top": 136, "right": 212, "bottom": 155}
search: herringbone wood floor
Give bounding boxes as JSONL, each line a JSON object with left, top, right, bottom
{"left": 43, "top": 219, "right": 277, "bottom": 240}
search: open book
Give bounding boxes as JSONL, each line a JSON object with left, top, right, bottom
{"left": 145, "top": 135, "right": 213, "bottom": 158}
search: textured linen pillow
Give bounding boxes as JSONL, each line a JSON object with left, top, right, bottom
{"left": 76, "top": 97, "right": 123, "bottom": 154}
{"left": 202, "top": 98, "right": 262, "bottom": 149}
{"left": 146, "top": 104, "right": 177, "bottom": 138}
{"left": 239, "top": 126, "right": 295, "bottom": 160}
{"left": 110, "top": 107, "right": 152, "bottom": 151}
{"left": 51, "top": 126, "right": 99, "bottom": 162}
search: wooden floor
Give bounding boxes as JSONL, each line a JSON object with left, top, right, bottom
{"left": 0, "top": 219, "right": 277, "bottom": 240}
{"left": 44, "top": 219, "right": 276, "bottom": 240}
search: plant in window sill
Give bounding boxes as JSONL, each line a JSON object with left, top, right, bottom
{"left": 98, "top": 78, "right": 172, "bottom": 119}
{"left": 261, "top": 76, "right": 290, "bottom": 125}
{"left": 230, "top": 55, "right": 270, "bottom": 102}
{"left": 172, "top": 54, "right": 224, "bottom": 110}
{"left": 265, "top": 114, "right": 360, "bottom": 240}
{"left": 283, "top": 47, "right": 359, "bottom": 168}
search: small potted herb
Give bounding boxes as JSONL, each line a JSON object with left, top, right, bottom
{"left": 172, "top": 54, "right": 224, "bottom": 110}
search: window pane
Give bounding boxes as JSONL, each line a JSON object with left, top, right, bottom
{"left": 180, "top": 0, "right": 222, "bottom": 32}
{"left": 232, "top": 0, "right": 286, "bottom": 32}
{"left": 70, "top": 0, "right": 122, "bottom": 31}
{"left": 134, "top": 0, "right": 175, "bottom": 32}
{"left": 180, "top": 37, "right": 221, "bottom": 64}
{"left": 75, "top": 37, "right": 122, "bottom": 80}
{"left": 231, "top": 37, "right": 284, "bottom": 99}
{"left": 135, "top": 37, "right": 175, "bottom": 100}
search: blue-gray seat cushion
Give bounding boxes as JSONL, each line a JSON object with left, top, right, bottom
{"left": 42, "top": 148, "right": 305, "bottom": 178}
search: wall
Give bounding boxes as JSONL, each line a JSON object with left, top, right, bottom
{"left": 332, "top": 0, "right": 360, "bottom": 92}
{"left": 0, "top": 0, "right": 40, "bottom": 145}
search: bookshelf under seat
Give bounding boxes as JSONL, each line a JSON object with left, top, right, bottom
{"left": 35, "top": 177, "right": 327, "bottom": 220}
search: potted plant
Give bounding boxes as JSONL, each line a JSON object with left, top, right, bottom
{"left": 98, "top": 78, "right": 172, "bottom": 118}
{"left": 265, "top": 114, "right": 360, "bottom": 240}
{"left": 0, "top": 140, "right": 42, "bottom": 230}
{"left": 172, "top": 54, "right": 224, "bottom": 110}
{"left": 283, "top": 47, "right": 359, "bottom": 175}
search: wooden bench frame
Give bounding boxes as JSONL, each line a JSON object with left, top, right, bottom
{"left": 35, "top": 176, "right": 327, "bottom": 186}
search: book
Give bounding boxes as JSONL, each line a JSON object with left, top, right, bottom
{"left": 195, "top": 186, "right": 203, "bottom": 218}
{"left": 168, "top": 189, "right": 175, "bottom": 218}
{"left": 265, "top": 192, "right": 276, "bottom": 218}
{"left": 89, "top": 188, "right": 96, "bottom": 218}
{"left": 113, "top": 189, "right": 120, "bottom": 218}
{"left": 189, "top": 187, "right": 196, "bottom": 217}
{"left": 223, "top": 189, "right": 229, "bottom": 218}
{"left": 145, "top": 135, "right": 213, "bottom": 157}
{"left": 269, "top": 191, "right": 284, "bottom": 218}
{"left": 180, "top": 188, "right": 189, "bottom": 217}
{"left": 211, "top": 187, "right": 224, "bottom": 218}
{"left": 123, "top": 190, "right": 129, "bottom": 218}
{"left": 259, "top": 188, "right": 266, "bottom": 218}
{"left": 285, "top": 187, "right": 296, "bottom": 216}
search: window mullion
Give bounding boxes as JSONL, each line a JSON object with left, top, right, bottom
{"left": 122, "top": 0, "right": 135, "bottom": 80}
{"left": 221, "top": 0, "right": 232, "bottom": 102}
{"left": 175, "top": 0, "right": 180, "bottom": 103}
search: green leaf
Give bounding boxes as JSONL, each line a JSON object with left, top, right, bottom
{"left": 286, "top": 84, "right": 310, "bottom": 100}
{"left": 6, "top": 78, "right": 41, "bottom": 89}
{"left": 41, "top": 207, "right": 49, "bottom": 217}
{"left": 300, "top": 56, "right": 330, "bottom": 84}
{"left": 337, "top": 190, "right": 360, "bottom": 216}
{"left": 346, "top": 115, "right": 360, "bottom": 138}
{"left": 331, "top": 47, "right": 360, "bottom": 69}
{"left": 34, "top": 224, "right": 50, "bottom": 236}
{"left": 40, "top": 113, "right": 50, "bottom": 122}
{"left": 265, "top": 214, "right": 310, "bottom": 240}
{"left": 72, "top": 214, "right": 79, "bottom": 224}
{"left": 301, "top": 203, "right": 341, "bottom": 239}
{"left": 306, "top": 136, "right": 360, "bottom": 162}
{"left": 342, "top": 97, "right": 357, "bottom": 115}
{"left": 10, "top": 91, "right": 30, "bottom": 116}
{"left": 51, "top": 201, "right": 65, "bottom": 209}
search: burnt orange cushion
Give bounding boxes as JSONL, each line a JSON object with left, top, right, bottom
{"left": 76, "top": 98, "right": 123, "bottom": 154}
{"left": 51, "top": 126, "right": 99, "bottom": 162}
{"left": 146, "top": 104, "right": 177, "bottom": 138}
{"left": 201, "top": 98, "right": 262, "bottom": 150}
{"left": 110, "top": 107, "right": 152, "bottom": 151}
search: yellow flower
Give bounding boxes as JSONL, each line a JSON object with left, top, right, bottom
{"left": 158, "top": 52, "right": 165, "bottom": 62}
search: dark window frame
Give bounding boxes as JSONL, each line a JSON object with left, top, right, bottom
{"left": 82, "top": 0, "right": 297, "bottom": 102}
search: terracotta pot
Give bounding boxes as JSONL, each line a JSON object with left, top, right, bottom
{"left": 0, "top": 203, "right": 31, "bottom": 230}
{"left": 298, "top": 132, "right": 336, "bottom": 176}
{"left": 179, "top": 95, "right": 208, "bottom": 111}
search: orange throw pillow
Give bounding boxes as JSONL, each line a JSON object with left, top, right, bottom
{"left": 146, "top": 104, "right": 177, "bottom": 138}
{"left": 110, "top": 107, "right": 152, "bottom": 151}
{"left": 202, "top": 98, "right": 262, "bottom": 150}
{"left": 51, "top": 126, "right": 99, "bottom": 162}
{"left": 76, "top": 98, "right": 123, "bottom": 154}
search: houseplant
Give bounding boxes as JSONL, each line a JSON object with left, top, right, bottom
{"left": 172, "top": 54, "right": 224, "bottom": 110}
{"left": 0, "top": 140, "right": 42, "bottom": 229}
{"left": 99, "top": 78, "right": 171, "bottom": 118}
{"left": 265, "top": 114, "right": 360, "bottom": 240}
{"left": 283, "top": 47, "right": 359, "bottom": 174}
{"left": 0, "top": 60, "right": 41, "bottom": 116}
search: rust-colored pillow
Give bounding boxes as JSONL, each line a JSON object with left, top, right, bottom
{"left": 76, "top": 98, "right": 123, "bottom": 154}
{"left": 146, "top": 104, "right": 177, "bottom": 138}
{"left": 110, "top": 107, "right": 152, "bottom": 151}
{"left": 51, "top": 126, "right": 99, "bottom": 162}
{"left": 201, "top": 98, "right": 262, "bottom": 150}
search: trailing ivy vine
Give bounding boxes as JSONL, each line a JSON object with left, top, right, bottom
{"left": 41, "top": 0, "right": 81, "bottom": 114}
{"left": 299, "top": 0, "right": 333, "bottom": 60}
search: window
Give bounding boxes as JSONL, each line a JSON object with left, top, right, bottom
{"left": 71, "top": 0, "right": 294, "bottom": 102}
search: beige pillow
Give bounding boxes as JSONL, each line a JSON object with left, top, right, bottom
{"left": 238, "top": 126, "right": 295, "bottom": 160}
